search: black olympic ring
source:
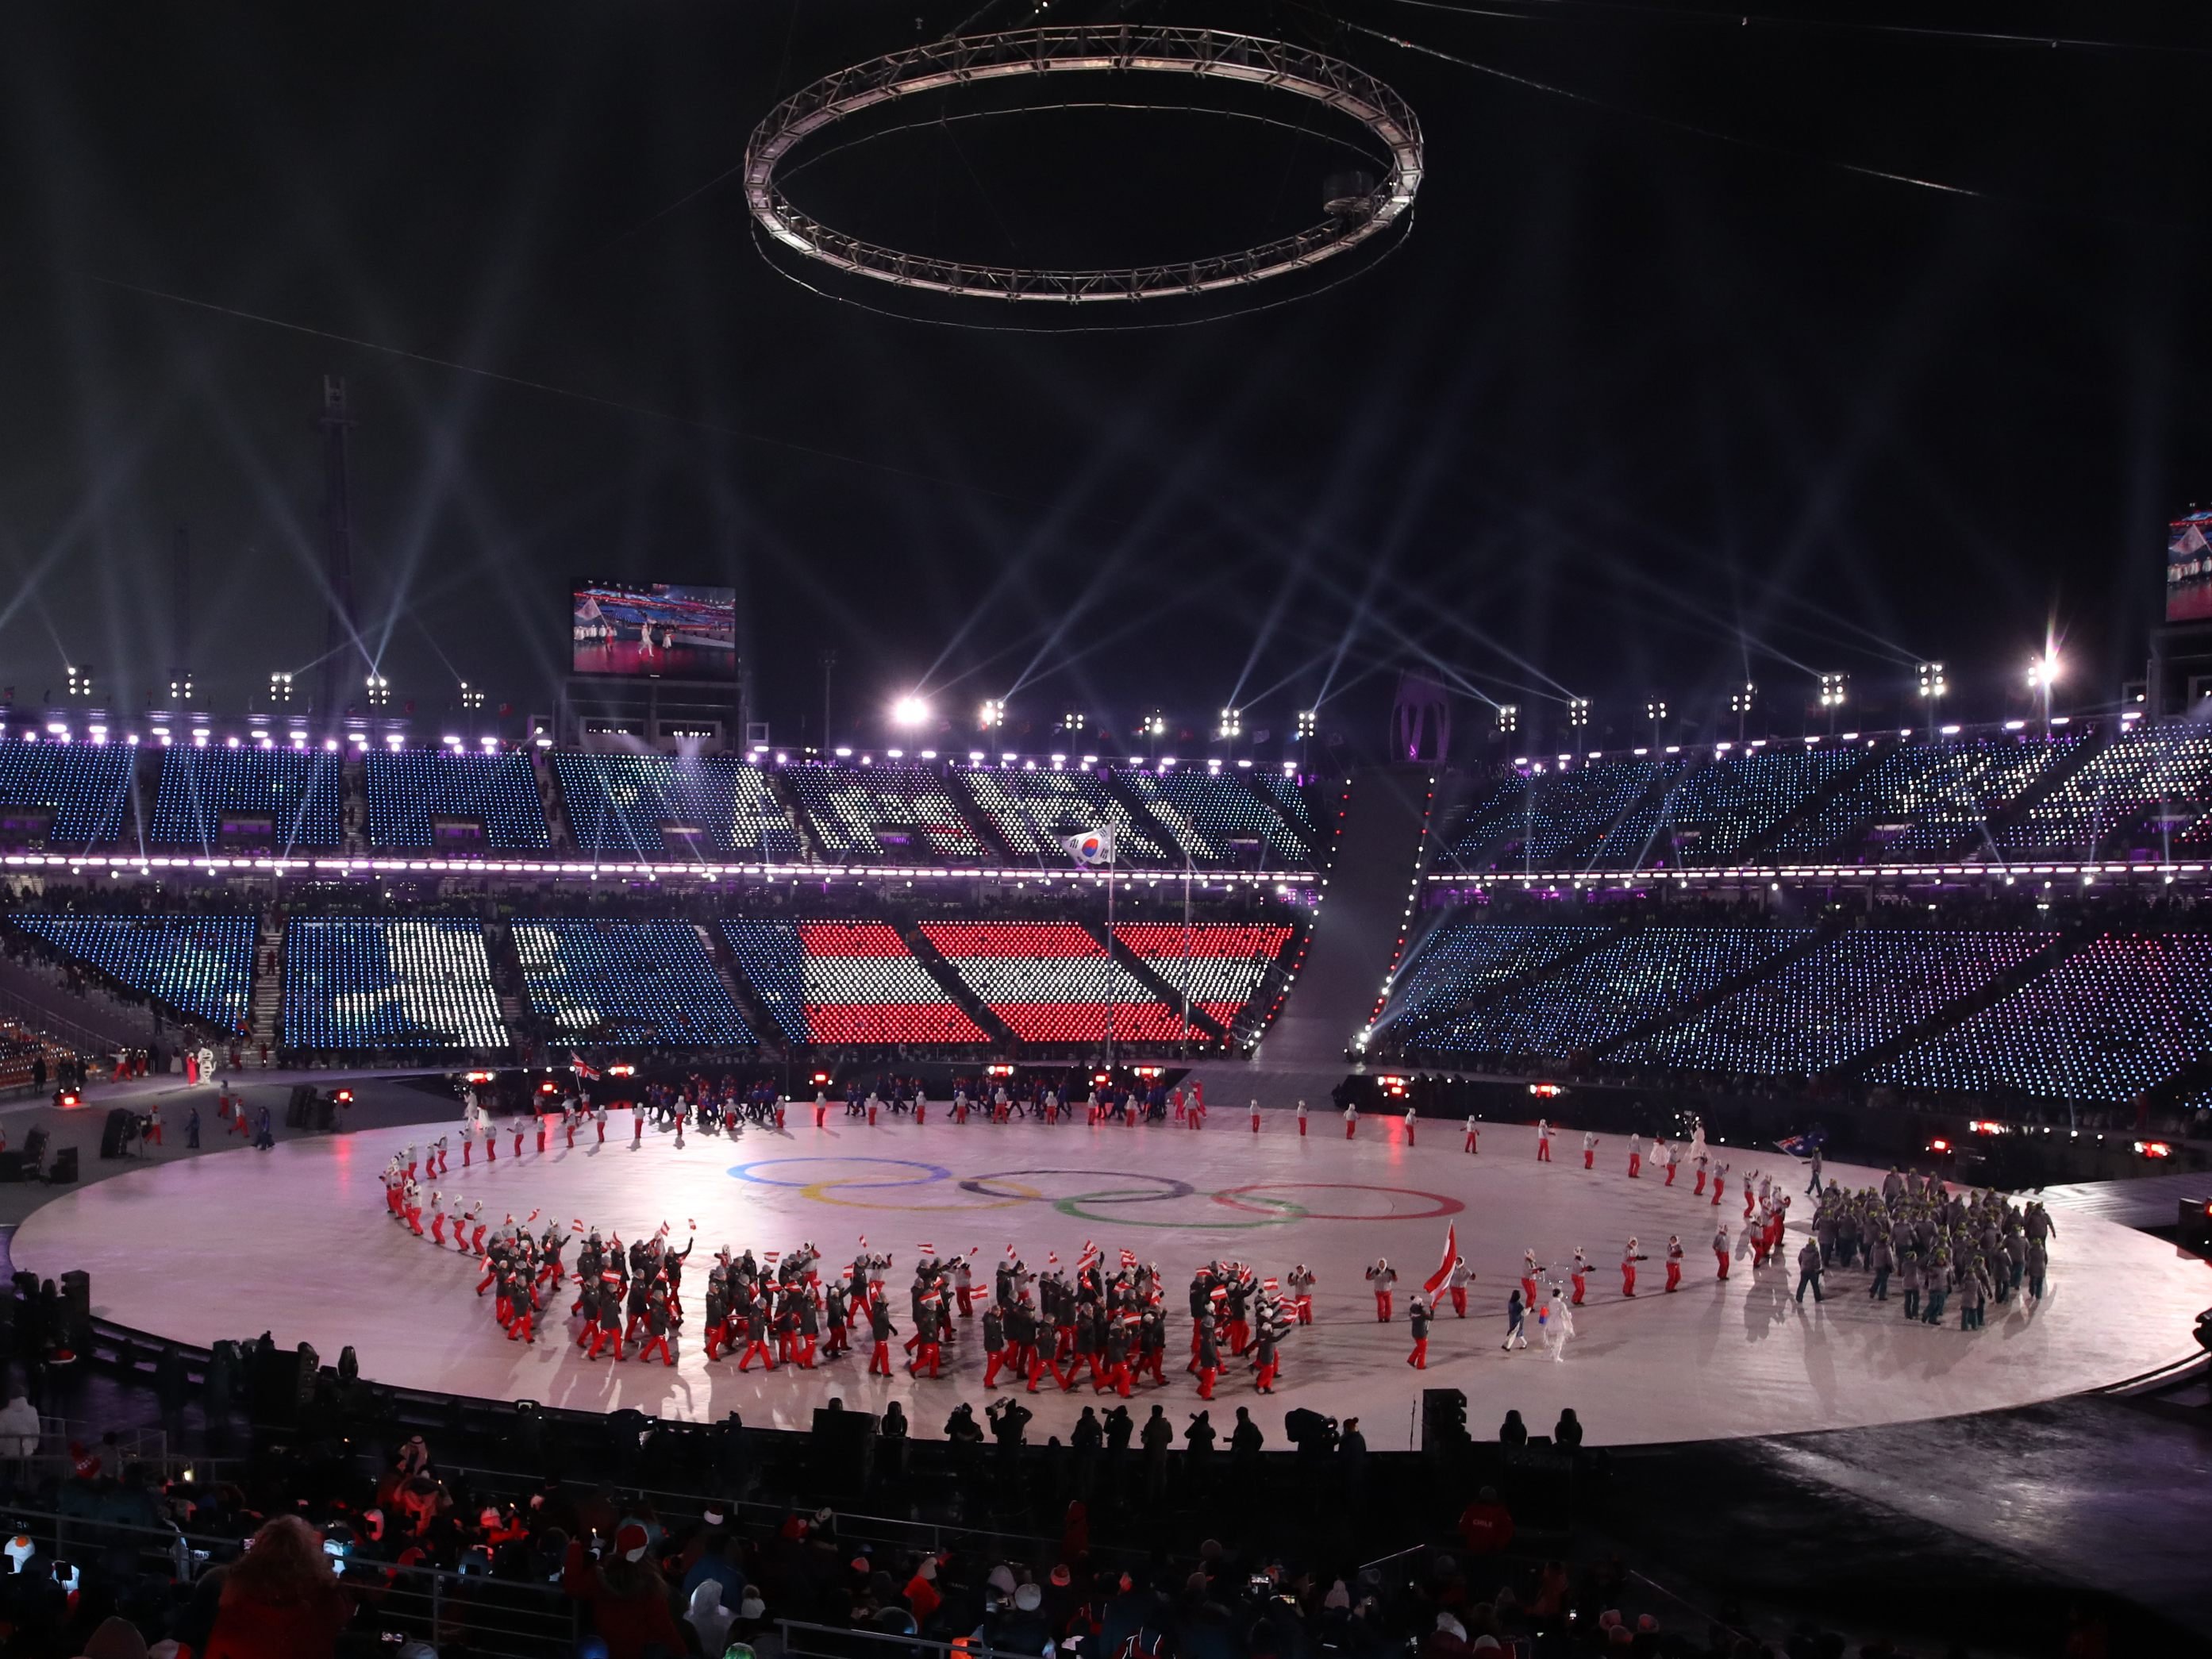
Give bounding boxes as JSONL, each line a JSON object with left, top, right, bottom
{"left": 960, "top": 1169, "right": 1198, "bottom": 1205}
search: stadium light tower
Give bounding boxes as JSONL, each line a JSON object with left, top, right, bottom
{"left": 1566, "top": 697, "right": 1590, "bottom": 732}
{"left": 1059, "top": 709, "right": 1085, "bottom": 734}
{"left": 891, "top": 693, "right": 931, "bottom": 730}
{"left": 1818, "top": 672, "right": 1848, "bottom": 735}
{"left": 365, "top": 672, "right": 390, "bottom": 710}
{"left": 1495, "top": 703, "right": 1518, "bottom": 737}
{"left": 2027, "top": 651, "right": 2061, "bottom": 733}
{"left": 979, "top": 698, "right": 1006, "bottom": 733}
{"left": 269, "top": 672, "right": 293, "bottom": 706}
{"left": 1917, "top": 662, "right": 1946, "bottom": 729}
{"left": 65, "top": 664, "right": 93, "bottom": 702}
{"left": 459, "top": 681, "right": 486, "bottom": 710}
{"left": 1645, "top": 699, "right": 1668, "bottom": 745}
{"left": 1729, "top": 682, "right": 1756, "bottom": 743}
{"left": 1295, "top": 707, "right": 1318, "bottom": 771}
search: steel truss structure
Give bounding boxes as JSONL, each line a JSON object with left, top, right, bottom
{"left": 744, "top": 26, "right": 1423, "bottom": 303}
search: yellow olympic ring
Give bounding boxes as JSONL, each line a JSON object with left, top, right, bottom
{"left": 795, "top": 1178, "right": 1045, "bottom": 1213}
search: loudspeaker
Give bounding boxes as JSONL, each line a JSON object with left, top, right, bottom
{"left": 809, "top": 1407, "right": 877, "bottom": 1491}
{"left": 47, "top": 1147, "right": 78, "bottom": 1184}
{"left": 2180, "top": 1197, "right": 2212, "bottom": 1257}
{"left": 99, "top": 1109, "right": 133, "bottom": 1160}
{"left": 1420, "top": 1388, "right": 1469, "bottom": 1452}
{"left": 248, "top": 1342, "right": 317, "bottom": 1426}
{"left": 57, "top": 1270, "right": 91, "bottom": 1356}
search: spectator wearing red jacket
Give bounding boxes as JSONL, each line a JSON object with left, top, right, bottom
{"left": 1456, "top": 1488, "right": 1516, "bottom": 1557}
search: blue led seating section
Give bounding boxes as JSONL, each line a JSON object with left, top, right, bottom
{"left": 150, "top": 749, "right": 342, "bottom": 848}
{"left": 12, "top": 913, "right": 256, "bottom": 1029}
{"left": 511, "top": 920, "right": 752, "bottom": 1045}
{"left": 1870, "top": 933, "right": 2212, "bottom": 1101}
{"left": 364, "top": 752, "right": 550, "bottom": 849}
{"left": 552, "top": 753, "right": 802, "bottom": 860}
{"left": 1614, "top": 930, "right": 2057, "bottom": 1074}
{"left": 283, "top": 917, "right": 506, "bottom": 1049}
{"left": 0, "top": 741, "right": 137, "bottom": 845}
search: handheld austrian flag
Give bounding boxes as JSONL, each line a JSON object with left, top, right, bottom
{"left": 1423, "top": 1222, "right": 1460, "bottom": 1296}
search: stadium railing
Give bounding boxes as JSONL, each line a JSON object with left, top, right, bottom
{"left": 0, "top": 1503, "right": 579, "bottom": 1659}
{"left": 778, "top": 1617, "right": 1049, "bottom": 1659}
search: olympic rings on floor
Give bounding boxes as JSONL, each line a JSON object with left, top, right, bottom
{"left": 730, "top": 1161, "right": 1456, "bottom": 1229}
{"left": 729, "top": 1157, "right": 951, "bottom": 1189}
{"left": 798, "top": 1178, "right": 1044, "bottom": 1213}
{"left": 959, "top": 1169, "right": 1196, "bottom": 1204}
{"left": 1056, "top": 1189, "right": 1309, "bottom": 1230}
{"left": 1210, "top": 1183, "right": 1465, "bottom": 1222}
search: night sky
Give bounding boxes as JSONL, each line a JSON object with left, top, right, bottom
{"left": 2, "top": 1, "right": 2207, "bottom": 754}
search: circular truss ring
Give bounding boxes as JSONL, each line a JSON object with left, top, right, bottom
{"left": 744, "top": 25, "right": 1424, "bottom": 304}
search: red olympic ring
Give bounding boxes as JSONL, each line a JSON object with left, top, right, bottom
{"left": 1210, "top": 1183, "right": 1464, "bottom": 1222}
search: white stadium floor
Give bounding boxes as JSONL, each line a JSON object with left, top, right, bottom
{"left": 16, "top": 1110, "right": 2207, "bottom": 1448}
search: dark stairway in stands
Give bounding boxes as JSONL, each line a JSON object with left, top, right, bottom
{"left": 1248, "top": 767, "right": 1437, "bottom": 1078}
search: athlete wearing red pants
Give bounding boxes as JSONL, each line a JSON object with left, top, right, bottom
{"left": 1443, "top": 1258, "right": 1471, "bottom": 1316}
{"left": 1621, "top": 1239, "right": 1648, "bottom": 1296}
{"left": 1194, "top": 1324, "right": 1220, "bottom": 1399}
{"left": 1569, "top": 1250, "right": 1589, "bottom": 1306}
{"left": 1365, "top": 1259, "right": 1396, "bottom": 1321}
{"left": 867, "top": 1301, "right": 895, "bottom": 1376}
{"left": 1406, "top": 1296, "right": 1430, "bottom": 1369}
{"left": 1714, "top": 1225, "right": 1731, "bottom": 1280}
{"left": 1287, "top": 1265, "right": 1315, "bottom": 1325}
{"left": 1664, "top": 1236, "right": 1683, "bottom": 1292}
{"left": 1582, "top": 1131, "right": 1598, "bottom": 1170}
{"left": 1464, "top": 1115, "right": 1479, "bottom": 1153}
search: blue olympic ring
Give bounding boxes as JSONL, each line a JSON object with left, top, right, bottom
{"left": 729, "top": 1157, "right": 952, "bottom": 1189}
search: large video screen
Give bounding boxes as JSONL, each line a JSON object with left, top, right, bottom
{"left": 572, "top": 582, "right": 737, "bottom": 679}
{"left": 2168, "top": 510, "right": 2212, "bottom": 623}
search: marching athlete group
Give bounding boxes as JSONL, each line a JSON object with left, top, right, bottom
{"left": 379, "top": 1095, "right": 2051, "bottom": 1400}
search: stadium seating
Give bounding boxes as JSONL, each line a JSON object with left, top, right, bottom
{"left": 782, "top": 765, "right": 991, "bottom": 863}
{"left": 1425, "top": 926, "right": 1811, "bottom": 1057}
{"left": 283, "top": 917, "right": 506, "bottom": 1050}
{"left": 1438, "top": 760, "right": 1681, "bottom": 870}
{"left": 364, "top": 751, "right": 550, "bottom": 849}
{"left": 919, "top": 921, "right": 1189, "bottom": 1043}
{"left": 1252, "top": 772, "right": 1325, "bottom": 856}
{"left": 149, "top": 747, "right": 343, "bottom": 848}
{"left": 1611, "top": 929, "right": 2056, "bottom": 1075}
{"left": 955, "top": 769, "right": 1170, "bottom": 865}
{"left": 552, "top": 753, "right": 802, "bottom": 860}
{"left": 1373, "top": 920, "right": 1616, "bottom": 1045}
{"left": 1120, "top": 772, "right": 1314, "bottom": 868}
{"left": 0, "top": 740, "right": 137, "bottom": 845}
{"left": 1870, "top": 933, "right": 2212, "bottom": 1101}
{"left": 723, "top": 920, "right": 987, "bottom": 1045}
{"left": 1996, "top": 725, "right": 2212, "bottom": 856}
{"left": 1763, "top": 737, "right": 2075, "bottom": 862}
{"left": 511, "top": 920, "right": 752, "bottom": 1045}
{"left": 1609, "top": 746, "right": 1862, "bottom": 868}
{"left": 1110, "top": 922, "right": 1295, "bottom": 1029}
{"left": 10, "top": 913, "right": 256, "bottom": 1030}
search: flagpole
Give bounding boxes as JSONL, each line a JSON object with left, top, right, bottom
{"left": 1104, "top": 853, "right": 1116, "bottom": 1075}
